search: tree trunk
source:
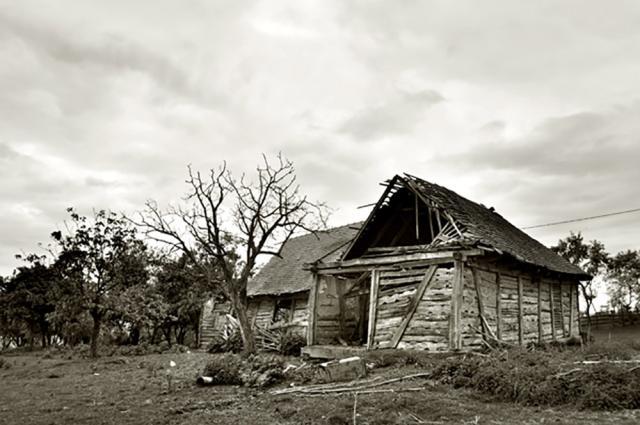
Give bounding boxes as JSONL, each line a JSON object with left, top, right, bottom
{"left": 230, "top": 288, "right": 256, "bottom": 353}
{"left": 90, "top": 310, "right": 102, "bottom": 358}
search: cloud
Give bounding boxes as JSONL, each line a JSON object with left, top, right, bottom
{"left": 424, "top": 101, "right": 640, "bottom": 254}
{"left": 339, "top": 89, "right": 444, "bottom": 140}
{"left": 2, "top": 0, "right": 640, "bottom": 275}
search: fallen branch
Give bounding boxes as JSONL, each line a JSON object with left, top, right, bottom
{"left": 353, "top": 392, "right": 358, "bottom": 425}
{"left": 553, "top": 368, "right": 582, "bottom": 378}
{"left": 271, "top": 372, "right": 432, "bottom": 396}
{"left": 573, "top": 360, "right": 640, "bottom": 365}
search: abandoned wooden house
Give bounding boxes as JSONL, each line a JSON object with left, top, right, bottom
{"left": 199, "top": 223, "right": 360, "bottom": 348}
{"left": 201, "top": 173, "right": 590, "bottom": 352}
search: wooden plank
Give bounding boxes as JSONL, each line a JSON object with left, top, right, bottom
{"left": 306, "top": 274, "right": 319, "bottom": 345}
{"left": 414, "top": 193, "right": 420, "bottom": 240}
{"left": 389, "top": 266, "right": 438, "bottom": 348}
{"left": 537, "top": 277, "right": 542, "bottom": 343}
{"left": 449, "top": 259, "right": 464, "bottom": 350}
{"left": 569, "top": 282, "right": 574, "bottom": 336}
{"left": 311, "top": 249, "right": 484, "bottom": 271}
{"left": 367, "top": 269, "right": 380, "bottom": 349}
{"left": 341, "top": 176, "right": 400, "bottom": 261}
{"left": 496, "top": 272, "right": 502, "bottom": 340}
{"left": 559, "top": 282, "right": 565, "bottom": 337}
{"left": 428, "top": 207, "right": 435, "bottom": 241}
{"left": 472, "top": 267, "right": 486, "bottom": 339}
{"left": 336, "top": 282, "right": 346, "bottom": 340}
{"left": 549, "top": 281, "right": 556, "bottom": 341}
{"left": 517, "top": 276, "right": 523, "bottom": 346}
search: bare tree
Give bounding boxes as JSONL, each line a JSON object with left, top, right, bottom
{"left": 137, "top": 154, "right": 327, "bottom": 352}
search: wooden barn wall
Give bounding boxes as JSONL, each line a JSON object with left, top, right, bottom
{"left": 465, "top": 258, "right": 580, "bottom": 347}
{"left": 372, "top": 265, "right": 453, "bottom": 351}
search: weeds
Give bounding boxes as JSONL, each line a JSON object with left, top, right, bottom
{"left": 431, "top": 346, "right": 640, "bottom": 410}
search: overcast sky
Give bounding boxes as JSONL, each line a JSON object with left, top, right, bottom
{"left": 1, "top": 1, "right": 640, "bottom": 279}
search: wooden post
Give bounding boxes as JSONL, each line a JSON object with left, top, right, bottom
{"left": 414, "top": 193, "right": 420, "bottom": 240}
{"left": 517, "top": 276, "right": 524, "bottom": 346}
{"left": 537, "top": 277, "right": 542, "bottom": 343}
{"left": 496, "top": 272, "right": 502, "bottom": 341}
{"left": 549, "top": 281, "right": 556, "bottom": 341}
{"left": 449, "top": 258, "right": 464, "bottom": 350}
{"left": 390, "top": 266, "right": 438, "bottom": 348}
{"left": 306, "top": 274, "right": 319, "bottom": 346}
{"left": 472, "top": 268, "right": 486, "bottom": 340}
{"left": 428, "top": 207, "right": 435, "bottom": 241}
{"left": 559, "top": 282, "right": 566, "bottom": 337}
{"left": 367, "top": 269, "right": 380, "bottom": 349}
{"left": 569, "top": 282, "right": 575, "bottom": 336}
{"left": 337, "top": 279, "right": 346, "bottom": 341}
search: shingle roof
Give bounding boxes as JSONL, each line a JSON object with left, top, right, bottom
{"left": 402, "top": 174, "right": 589, "bottom": 278}
{"left": 247, "top": 223, "right": 362, "bottom": 296}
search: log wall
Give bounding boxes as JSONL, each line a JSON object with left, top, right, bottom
{"left": 462, "top": 258, "right": 580, "bottom": 348}
{"left": 312, "top": 256, "right": 580, "bottom": 351}
{"left": 371, "top": 265, "right": 453, "bottom": 351}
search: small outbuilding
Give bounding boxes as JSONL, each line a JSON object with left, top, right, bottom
{"left": 199, "top": 223, "right": 359, "bottom": 348}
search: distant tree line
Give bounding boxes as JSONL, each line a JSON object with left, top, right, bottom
{"left": 0, "top": 209, "right": 218, "bottom": 357}
{"left": 552, "top": 232, "right": 640, "bottom": 320}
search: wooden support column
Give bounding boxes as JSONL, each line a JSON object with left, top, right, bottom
{"left": 472, "top": 267, "right": 489, "bottom": 344}
{"left": 569, "top": 282, "right": 575, "bottom": 336}
{"left": 449, "top": 257, "right": 464, "bottom": 350}
{"left": 549, "top": 281, "right": 556, "bottom": 341}
{"left": 536, "top": 277, "right": 543, "bottom": 343}
{"left": 496, "top": 272, "right": 502, "bottom": 340}
{"left": 390, "top": 266, "right": 438, "bottom": 348}
{"left": 337, "top": 280, "right": 346, "bottom": 340}
{"left": 306, "top": 274, "right": 319, "bottom": 345}
{"left": 517, "top": 276, "right": 524, "bottom": 346}
{"left": 366, "top": 270, "right": 380, "bottom": 349}
{"left": 559, "top": 282, "right": 566, "bottom": 337}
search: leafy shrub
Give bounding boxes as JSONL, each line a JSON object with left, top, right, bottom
{"left": 203, "top": 353, "right": 244, "bottom": 385}
{"left": 278, "top": 329, "right": 306, "bottom": 356}
{"left": 0, "top": 357, "right": 9, "bottom": 369}
{"left": 207, "top": 329, "right": 243, "bottom": 354}
{"left": 202, "top": 353, "right": 286, "bottom": 387}
{"left": 242, "top": 354, "right": 285, "bottom": 387}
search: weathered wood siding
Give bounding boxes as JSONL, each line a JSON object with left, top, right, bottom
{"left": 371, "top": 265, "right": 453, "bottom": 351}
{"left": 248, "top": 294, "right": 309, "bottom": 336}
{"left": 463, "top": 258, "right": 580, "bottom": 347}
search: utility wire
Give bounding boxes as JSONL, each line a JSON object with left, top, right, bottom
{"left": 521, "top": 207, "right": 640, "bottom": 230}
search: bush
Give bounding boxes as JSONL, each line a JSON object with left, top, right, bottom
{"left": 430, "top": 348, "right": 640, "bottom": 410}
{"left": 0, "top": 357, "right": 9, "bottom": 369}
{"left": 278, "top": 329, "right": 306, "bottom": 356}
{"left": 202, "top": 353, "right": 286, "bottom": 387}
{"left": 207, "top": 330, "right": 243, "bottom": 354}
{"left": 365, "top": 349, "right": 436, "bottom": 369}
{"left": 203, "top": 353, "right": 244, "bottom": 385}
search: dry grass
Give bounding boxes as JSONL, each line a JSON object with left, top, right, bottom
{"left": 1, "top": 349, "right": 640, "bottom": 424}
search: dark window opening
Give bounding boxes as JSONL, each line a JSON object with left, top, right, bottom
{"left": 272, "top": 298, "right": 294, "bottom": 323}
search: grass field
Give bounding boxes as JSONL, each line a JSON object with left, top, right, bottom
{"left": 591, "top": 324, "right": 640, "bottom": 344}
{"left": 1, "top": 349, "right": 640, "bottom": 425}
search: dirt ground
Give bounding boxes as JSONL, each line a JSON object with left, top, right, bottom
{"left": 1, "top": 351, "right": 640, "bottom": 425}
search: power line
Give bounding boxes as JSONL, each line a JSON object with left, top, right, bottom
{"left": 521, "top": 207, "right": 640, "bottom": 230}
